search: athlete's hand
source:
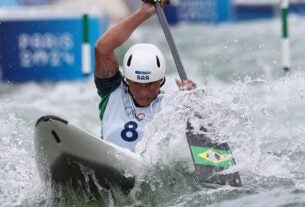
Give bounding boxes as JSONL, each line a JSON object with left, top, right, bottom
{"left": 141, "top": 0, "right": 169, "bottom": 17}
{"left": 175, "top": 79, "right": 197, "bottom": 91}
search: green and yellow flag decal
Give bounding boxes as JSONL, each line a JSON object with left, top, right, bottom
{"left": 190, "top": 146, "right": 235, "bottom": 168}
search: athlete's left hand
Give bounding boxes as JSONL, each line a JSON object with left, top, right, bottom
{"left": 175, "top": 79, "right": 197, "bottom": 91}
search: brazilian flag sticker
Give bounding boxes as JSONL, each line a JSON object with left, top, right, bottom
{"left": 190, "top": 146, "right": 235, "bottom": 168}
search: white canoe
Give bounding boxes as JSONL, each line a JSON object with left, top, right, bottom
{"left": 34, "top": 115, "right": 143, "bottom": 193}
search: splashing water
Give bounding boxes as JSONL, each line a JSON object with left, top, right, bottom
{"left": 134, "top": 72, "right": 305, "bottom": 206}
{"left": 1, "top": 17, "right": 305, "bottom": 206}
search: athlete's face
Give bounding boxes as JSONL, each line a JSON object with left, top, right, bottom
{"left": 128, "top": 79, "right": 162, "bottom": 107}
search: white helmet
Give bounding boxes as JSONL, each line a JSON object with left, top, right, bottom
{"left": 123, "top": 43, "right": 166, "bottom": 83}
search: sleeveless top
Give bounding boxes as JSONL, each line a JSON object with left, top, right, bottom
{"left": 95, "top": 72, "right": 163, "bottom": 151}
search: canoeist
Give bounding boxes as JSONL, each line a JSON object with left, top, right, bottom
{"left": 94, "top": 0, "right": 196, "bottom": 151}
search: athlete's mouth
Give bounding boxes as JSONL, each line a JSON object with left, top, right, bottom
{"left": 133, "top": 96, "right": 155, "bottom": 107}
{"left": 134, "top": 96, "right": 154, "bottom": 100}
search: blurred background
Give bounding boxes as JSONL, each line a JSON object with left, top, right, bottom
{"left": 1, "top": 0, "right": 305, "bottom": 82}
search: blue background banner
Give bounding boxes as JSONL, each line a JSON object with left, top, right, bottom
{"left": 164, "top": 0, "right": 232, "bottom": 24}
{"left": 0, "top": 0, "right": 56, "bottom": 7}
{"left": 0, "top": 15, "right": 107, "bottom": 82}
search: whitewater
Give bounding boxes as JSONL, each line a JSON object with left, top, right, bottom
{"left": 1, "top": 16, "right": 305, "bottom": 206}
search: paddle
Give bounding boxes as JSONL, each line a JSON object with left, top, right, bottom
{"left": 186, "top": 118, "right": 242, "bottom": 186}
{"left": 147, "top": 0, "right": 242, "bottom": 186}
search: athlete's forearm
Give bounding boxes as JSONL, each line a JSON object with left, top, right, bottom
{"left": 96, "top": 6, "right": 154, "bottom": 53}
{"left": 94, "top": 4, "right": 155, "bottom": 79}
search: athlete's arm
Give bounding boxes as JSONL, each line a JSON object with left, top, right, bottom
{"left": 94, "top": 3, "right": 160, "bottom": 79}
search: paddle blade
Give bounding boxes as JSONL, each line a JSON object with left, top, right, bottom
{"left": 186, "top": 120, "right": 242, "bottom": 187}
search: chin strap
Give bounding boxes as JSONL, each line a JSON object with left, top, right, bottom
{"left": 160, "top": 77, "right": 166, "bottom": 87}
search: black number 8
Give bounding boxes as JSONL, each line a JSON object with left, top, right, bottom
{"left": 121, "top": 121, "right": 139, "bottom": 142}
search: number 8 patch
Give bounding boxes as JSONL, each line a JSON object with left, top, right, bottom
{"left": 121, "top": 121, "right": 139, "bottom": 142}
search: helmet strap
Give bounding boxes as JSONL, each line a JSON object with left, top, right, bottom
{"left": 160, "top": 77, "right": 166, "bottom": 87}
{"left": 122, "top": 78, "right": 129, "bottom": 92}
{"left": 123, "top": 78, "right": 141, "bottom": 106}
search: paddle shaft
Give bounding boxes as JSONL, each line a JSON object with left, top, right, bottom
{"left": 155, "top": 1, "right": 188, "bottom": 81}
